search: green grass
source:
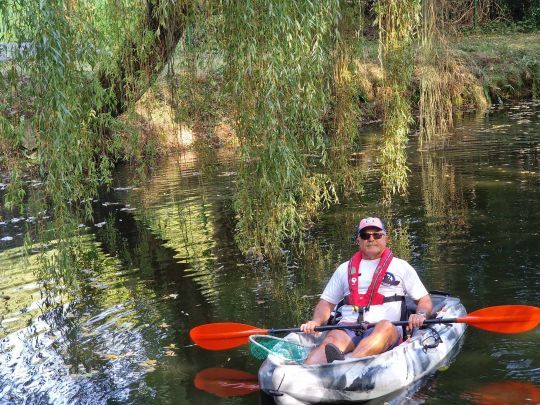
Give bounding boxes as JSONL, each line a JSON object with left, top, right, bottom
{"left": 452, "top": 32, "right": 540, "bottom": 101}
{"left": 453, "top": 32, "right": 540, "bottom": 56}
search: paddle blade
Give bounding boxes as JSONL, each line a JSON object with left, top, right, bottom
{"left": 194, "top": 368, "right": 259, "bottom": 398}
{"left": 459, "top": 305, "right": 540, "bottom": 333}
{"left": 189, "top": 322, "right": 268, "bottom": 350}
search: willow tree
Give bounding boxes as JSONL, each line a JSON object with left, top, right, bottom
{"left": 0, "top": 0, "right": 188, "bottom": 277}
{"left": 1, "top": 0, "right": 494, "bottom": 263}
{"left": 418, "top": 0, "right": 453, "bottom": 147}
{"left": 418, "top": 0, "right": 489, "bottom": 148}
{"left": 328, "top": 3, "right": 364, "bottom": 196}
{"left": 223, "top": 0, "right": 343, "bottom": 257}
{"left": 97, "top": 0, "right": 189, "bottom": 118}
{"left": 375, "top": 0, "right": 420, "bottom": 202}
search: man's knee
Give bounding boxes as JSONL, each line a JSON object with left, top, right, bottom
{"left": 374, "top": 320, "right": 398, "bottom": 345}
{"left": 322, "top": 330, "right": 353, "bottom": 352}
{"left": 376, "top": 319, "right": 395, "bottom": 332}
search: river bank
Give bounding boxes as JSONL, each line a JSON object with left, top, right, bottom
{"left": 1, "top": 32, "right": 539, "bottom": 174}
{"left": 129, "top": 31, "right": 540, "bottom": 151}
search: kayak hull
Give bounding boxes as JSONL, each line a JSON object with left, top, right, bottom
{"left": 258, "top": 294, "right": 467, "bottom": 404}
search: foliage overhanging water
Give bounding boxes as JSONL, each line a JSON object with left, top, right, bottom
{"left": 1, "top": 102, "right": 539, "bottom": 403}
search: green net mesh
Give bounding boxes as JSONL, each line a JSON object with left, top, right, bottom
{"left": 248, "top": 335, "right": 311, "bottom": 364}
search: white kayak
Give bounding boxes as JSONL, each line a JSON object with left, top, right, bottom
{"left": 258, "top": 293, "right": 467, "bottom": 404}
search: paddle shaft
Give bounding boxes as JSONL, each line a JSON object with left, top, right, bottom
{"left": 191, "top": 320, "right": 443, "bottom": 341}
{"left": 271, "top": 313, "right": 540, "bottom": 334}
{"left": 269, "top": 318, "right": 460, "bottom": 334}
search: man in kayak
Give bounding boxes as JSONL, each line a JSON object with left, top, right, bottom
{"left": 300, "top": 216, "right": 432, "bottom": 364}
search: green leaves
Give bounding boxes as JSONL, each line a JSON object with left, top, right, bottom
{"left": 376, "top": 0, "right": 420, "bottom": 203}
{"left": 225, "top": 0, "right": 341, "bottom": 257}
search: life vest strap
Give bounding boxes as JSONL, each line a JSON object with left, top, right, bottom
{"left": 344, "top": 294, "right": 404, "bottom": 305}
{"left": 383, "top": 295, "right": 405, "bottom": 303}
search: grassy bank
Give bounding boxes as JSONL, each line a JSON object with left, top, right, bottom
{"left": 132, "top": 31, "right": 539, "bottom": 150}
{"left": 454, "top": 32, "right": 540, "bottom": 102}
{"left": 2, "top": 32, "right": 538, "bottom": 155}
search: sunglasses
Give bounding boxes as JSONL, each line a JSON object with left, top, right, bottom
{"left": 359, "top": 231, "right": 385, "bottom": 240}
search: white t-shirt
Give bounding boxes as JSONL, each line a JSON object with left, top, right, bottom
{"left": 321, "top": 256, "right": 429, "bottom": 324}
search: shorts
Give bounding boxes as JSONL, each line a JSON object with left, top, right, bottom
{"left": 339, "top": 322, "right": 403, "bottom": 348}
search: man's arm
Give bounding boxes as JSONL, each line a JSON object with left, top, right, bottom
{"left": 300, "top": 299, "right": 336, "bottom": 334}
{"left": 408, "top": 294, "right": 433, "bottom": 329}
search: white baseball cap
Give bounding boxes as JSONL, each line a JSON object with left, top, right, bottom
{"left": 358, "top": 217, "right": 385, "bottom": 232}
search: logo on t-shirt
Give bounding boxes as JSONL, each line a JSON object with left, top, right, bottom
{"left": 382, "top": 272, "right": 400, "bottom": 286}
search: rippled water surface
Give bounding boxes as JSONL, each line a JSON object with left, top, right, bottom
{"left": 1, "top": 102, "right": 539, "bottom": 404}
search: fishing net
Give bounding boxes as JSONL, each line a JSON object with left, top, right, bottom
{"left": 248, "top": 335, "right": 312, "bottom": 364}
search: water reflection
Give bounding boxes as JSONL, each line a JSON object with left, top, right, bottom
{"left": 382, "top": 213, "right": 413, "bottom": 262}
{"left": 0, "top": 230, "right": 198, "bottom": 403}
{"left": 0, "top": 103, "right": 539, "bottom": 404}
{"left": 194, "top": 368, "right": 259, "bottom": 398}
{"left": 463, "top": 380, "right": 540, "bottom": 404}
{"left": 419, "top": 151, "right": 469, "bottom": 279}
{"left": 109, "top": 150, "right": 237, "bottom": 306}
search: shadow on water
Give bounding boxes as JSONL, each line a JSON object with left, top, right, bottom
{"left": 1, "top": 102, "right": 540, "bottom": 403}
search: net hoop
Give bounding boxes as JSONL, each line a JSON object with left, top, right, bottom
{"left": 248, "top": 334, "right": 311, "bottom": 364}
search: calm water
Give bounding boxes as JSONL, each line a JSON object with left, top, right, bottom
{"left": 0, "top": 102, "right": 539, "bottom": 404}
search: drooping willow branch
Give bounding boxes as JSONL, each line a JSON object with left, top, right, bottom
{"left": 224, "top": 0, "right": 342, "bottom": 257}
{"left": 375, "top": 0, "right": 420, "bottom": 202}
{"left": 0, "top": 0, "right": 193, "bottom": 280}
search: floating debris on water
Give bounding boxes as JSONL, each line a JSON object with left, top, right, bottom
{"left": 102, "top": 202, "right": 121, "bottom": 207}
{"left": 139, "top": 359, "right": 157, "bottom": 371}
{"left": 2, "top": 317, "right": 20, "bottom": 324}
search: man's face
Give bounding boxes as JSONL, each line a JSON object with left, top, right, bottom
{"left": 357, "top": 226, "right": 387, "bottom": 259}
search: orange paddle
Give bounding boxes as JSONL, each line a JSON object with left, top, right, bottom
{"left": 190, "top": 305, "right": 540, "bottom": 350}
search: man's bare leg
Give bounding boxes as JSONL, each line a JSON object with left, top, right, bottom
{"left": 303, "top": 330, "right": 355, "bottom": 365}
{"left": 350, "top": 320, "right": 399, "bottom": 358}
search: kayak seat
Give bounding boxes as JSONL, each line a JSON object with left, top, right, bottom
{"left": 327, "top": 299, "right": 344, "bottom": 325}
{"left": 406, "top": 290, "right": 450, "bottom": 319}
{"left": 399, "top": 291, "right": 450, "bottom": 340}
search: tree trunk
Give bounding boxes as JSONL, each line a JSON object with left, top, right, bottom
{"left": 99, "top": 0, "right": 190, "bottom": 118}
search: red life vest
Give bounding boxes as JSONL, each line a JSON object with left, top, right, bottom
{"left": 347, "top": 247, "right": 394, "bottom": 311}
